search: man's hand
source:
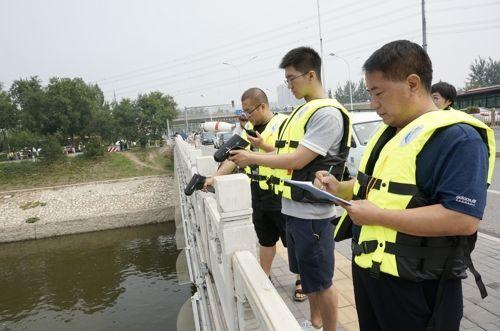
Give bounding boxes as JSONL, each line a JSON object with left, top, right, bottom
{"left": 203, "top": 177, "right": 214, "bottom": 191}
{"left": 344, "top": 200, "right": 383, "bottom": 226}
{"left": 247, "top": 131, "right": 264, "bottom": 149}
{"left": 314, "top": 170, "right": 340, "bottom": 194}
{"left": 228, "top": 149, "right": 253, "bottom": 167}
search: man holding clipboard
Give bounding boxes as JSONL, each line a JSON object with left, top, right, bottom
{"left": 315, "top": 40, "right": 495, "bottom": 331}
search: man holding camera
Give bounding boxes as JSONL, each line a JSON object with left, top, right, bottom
{"left": 204, "top": 88, "right": 295, "bottom": 290}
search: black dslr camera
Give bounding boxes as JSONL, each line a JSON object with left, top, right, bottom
{"left": 184, "top": 173, "right": 214, "bottom": 196}
{"left": 213, "top": 134, "right": 249, "bottom": 162}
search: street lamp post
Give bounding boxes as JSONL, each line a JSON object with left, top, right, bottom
{"left": 329, "top": 53, "right": 353, "bottom": 110}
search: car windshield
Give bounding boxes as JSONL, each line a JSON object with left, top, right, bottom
{"left": 353, "top": 120, "right": 381, "bottom": 146}
{"left": 203, "top": 132, "right": 215, "bottom": 139}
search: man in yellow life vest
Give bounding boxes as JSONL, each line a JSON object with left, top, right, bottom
{"left": 316, "top": 40, "right": 495, "bottom": 331}
{"left": 431, "top": 81, "right": 457, "bottom": 110}
{"left": 203, "top": 88, "right": 298, "bottom": 292}
{"left": 230, "top": 47, "right": 352, "bottom": 331}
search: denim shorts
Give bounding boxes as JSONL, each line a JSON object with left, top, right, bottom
{"left": 286, "top": 215, "right": 335, "bottom": 294}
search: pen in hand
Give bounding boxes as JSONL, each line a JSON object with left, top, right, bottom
{"left": 320, "top": 165, "right": 334, "bottom": 190}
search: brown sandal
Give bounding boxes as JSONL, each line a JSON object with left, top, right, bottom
{"left": 293, "top": 280, "right": 308, "bottom": 302}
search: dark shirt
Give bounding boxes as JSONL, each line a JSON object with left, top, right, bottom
{"left": 250, "top": 122, "right": 281, "bottom": 211}
{"left": 353, "top": 123, "right": 489, "bottom": 239}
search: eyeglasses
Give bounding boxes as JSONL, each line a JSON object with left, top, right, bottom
{"left": 284, "top": 72, "right": 309, "bottom": 86}
{"left": 243, "top": 103, "right": 262, "bottom": 117}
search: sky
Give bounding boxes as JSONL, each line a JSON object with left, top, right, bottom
{"left": 1, "top": 0, "right": 499, "bottom": 109}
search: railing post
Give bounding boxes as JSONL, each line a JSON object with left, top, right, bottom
{"left": 205, "top": 173, "right": 255, "bottom": 330}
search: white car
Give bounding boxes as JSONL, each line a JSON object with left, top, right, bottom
{"left": 346, "top": 112, "right": 382, "bottom": 176}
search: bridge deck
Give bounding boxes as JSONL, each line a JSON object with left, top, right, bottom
{"left": 271, "top": 234, "right": 500, "bottom": 331}
{"left": 271, "top": 241, "right": 357, "bottom": 331}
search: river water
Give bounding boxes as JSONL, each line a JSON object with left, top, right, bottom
{"left": 0, "top": 222, "right": 191, "bottom": 331}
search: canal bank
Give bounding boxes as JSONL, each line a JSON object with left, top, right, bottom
{"left": 0, "top": 175, "right": 176, "bottom": 243}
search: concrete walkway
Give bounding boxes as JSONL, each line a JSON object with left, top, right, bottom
{"left": 271, "top": 233, "right": 500, "bottom": 331}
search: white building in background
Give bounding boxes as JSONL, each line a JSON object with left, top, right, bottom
{"left": 276, "top": 84, "right": 303, "bottom": 110}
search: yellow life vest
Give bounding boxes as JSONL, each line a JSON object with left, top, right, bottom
{"left": 334, "top": 110, "right": 495, "bottom": 291}
{"left": 270, "top": 98, "right": 352, "bottom": 202}
{"left": 242, "top": 113, "right": 288, "bottom": 190}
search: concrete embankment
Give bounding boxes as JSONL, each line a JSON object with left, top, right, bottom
{"left": 0, "top": 175, "right": 176, "bottom": 243}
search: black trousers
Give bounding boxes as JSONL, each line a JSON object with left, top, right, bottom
{"left": 352, "top": 264, "right": 463, "bottom": 331}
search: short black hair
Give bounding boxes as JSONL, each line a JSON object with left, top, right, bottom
{"left": 279, "top": 46, "right": 322, "bottom": 82}
{"left": 241, "top": 87, "right": 269, "bottom": 105}
{"left": 431, "top": 81, "right": 457, "bottom": 105}
{"left": 363, "top": 40, "right": 433, "bottom": 92}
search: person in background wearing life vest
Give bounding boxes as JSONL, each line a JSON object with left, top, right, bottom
{"left": 315, "top": 40, "right": 495, "bottom": 331}
{"left": 203, "top": 88, "right": 303, "bottom": 297}
{"left": 431, "top": 81, "right": 457, "bottom": 110}
{"left": 230, "top": 47, "right": 353, "bottom": 331}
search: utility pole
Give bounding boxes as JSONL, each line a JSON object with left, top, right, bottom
{"left": 421, "top": 0, "right": 427, "bottom": 51}
{"left": 184, "top": 106, "right": 188, "bottom": 132}
{"left": 316, "top": 0, "right": 326, "bottom": 89}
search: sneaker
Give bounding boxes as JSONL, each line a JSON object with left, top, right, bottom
{"left": 301, "top": 320, "right": 323, "bottom": 331}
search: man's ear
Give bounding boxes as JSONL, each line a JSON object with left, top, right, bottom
{"left": 407, "top": 74, "right": 421, "bottom": 93}
{"left": 308, "top": 70, "right": 317, "bottom": 82}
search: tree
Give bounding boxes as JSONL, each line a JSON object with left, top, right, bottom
{"left": 112, "top": 98, "right": 139, "bottom": 142}
{"left": 9, "top": 76, "right": 48, "bottom": 134}
{"left": 466, "top": 56, "right": 500, "bottom": 90}
{"left": 86, "top": 102, "right": 115, "bottom": 144}
{"left": 0, "top": 84, "right": 16, "bottom": 151}
{"left": 334, "top": 83, "right": 349, "bottom": 104}
{"left": 354, "top": 79, "right": 370, "bottom": 103}
{"left": 135, "top": 91, "right": 178, "bottom": 141}
{"left": 45, "top": 77, "right": 105, "bottom": 140}
{"left": 334, "top": 80, "right": 370, "bottom": 104}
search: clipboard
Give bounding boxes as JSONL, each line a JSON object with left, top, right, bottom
{"left": 284, "top": 179, "right": 352, "bottom": 206}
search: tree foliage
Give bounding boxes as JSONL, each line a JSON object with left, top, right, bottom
{"left": 334, "top": 79, "right": 371, "bottom": 104}
{"left": 1, "top": 76, "right": 179, "bottom": 153}
{"left": 111, "top": 92, "right": 178, "bottom": 144}
{"left": 0, "top": 84, "right": 16, "bottom": 151}
{"left": 466, "top": 56, "right": 500, "bottom": 90}
{"left": 40, "top": 134, "right": 67, "bottom": 163}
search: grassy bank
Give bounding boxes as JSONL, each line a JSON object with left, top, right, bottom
{"left": 0, "top": 147, "right": 173, "bottom": 192}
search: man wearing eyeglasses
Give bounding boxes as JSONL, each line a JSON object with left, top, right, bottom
{"left": 204, "top": 88, "right": 292, "bottom": 286}
{"left": 230, "top": 47, "right": 352, "bottom": 331}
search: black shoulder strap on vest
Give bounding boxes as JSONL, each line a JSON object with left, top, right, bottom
{"left": 365, "top": 126, "right": 397, "bottom": 175}
{"left": 462, "top": 234, "right": 487, "bottom": 298}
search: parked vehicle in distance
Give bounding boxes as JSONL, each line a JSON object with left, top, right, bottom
{"left": 469, "top": 107, "right": 500, "bottom": 125}
{"left": 346, "top": 112, "right": 382, "bottom": 176}
{"left": 214, "top": 132, "right": 234, "bottom": 149}
{"left": 201, "top": 132, "right": 215, "bottom": 145}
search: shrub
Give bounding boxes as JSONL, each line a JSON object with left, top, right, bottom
{"left": 84, "top": 136, "right": 105, "bottom": 158}
{"left": 40, "top": 135, "right": 66, "bottom": 163}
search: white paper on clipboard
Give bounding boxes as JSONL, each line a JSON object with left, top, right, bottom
{"left": 284, "top": 179, "right": 352, "bottom": 206}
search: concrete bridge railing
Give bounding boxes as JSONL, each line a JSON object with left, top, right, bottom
{"left": 174, "top": 137, "right": 300, "bottom": 331}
